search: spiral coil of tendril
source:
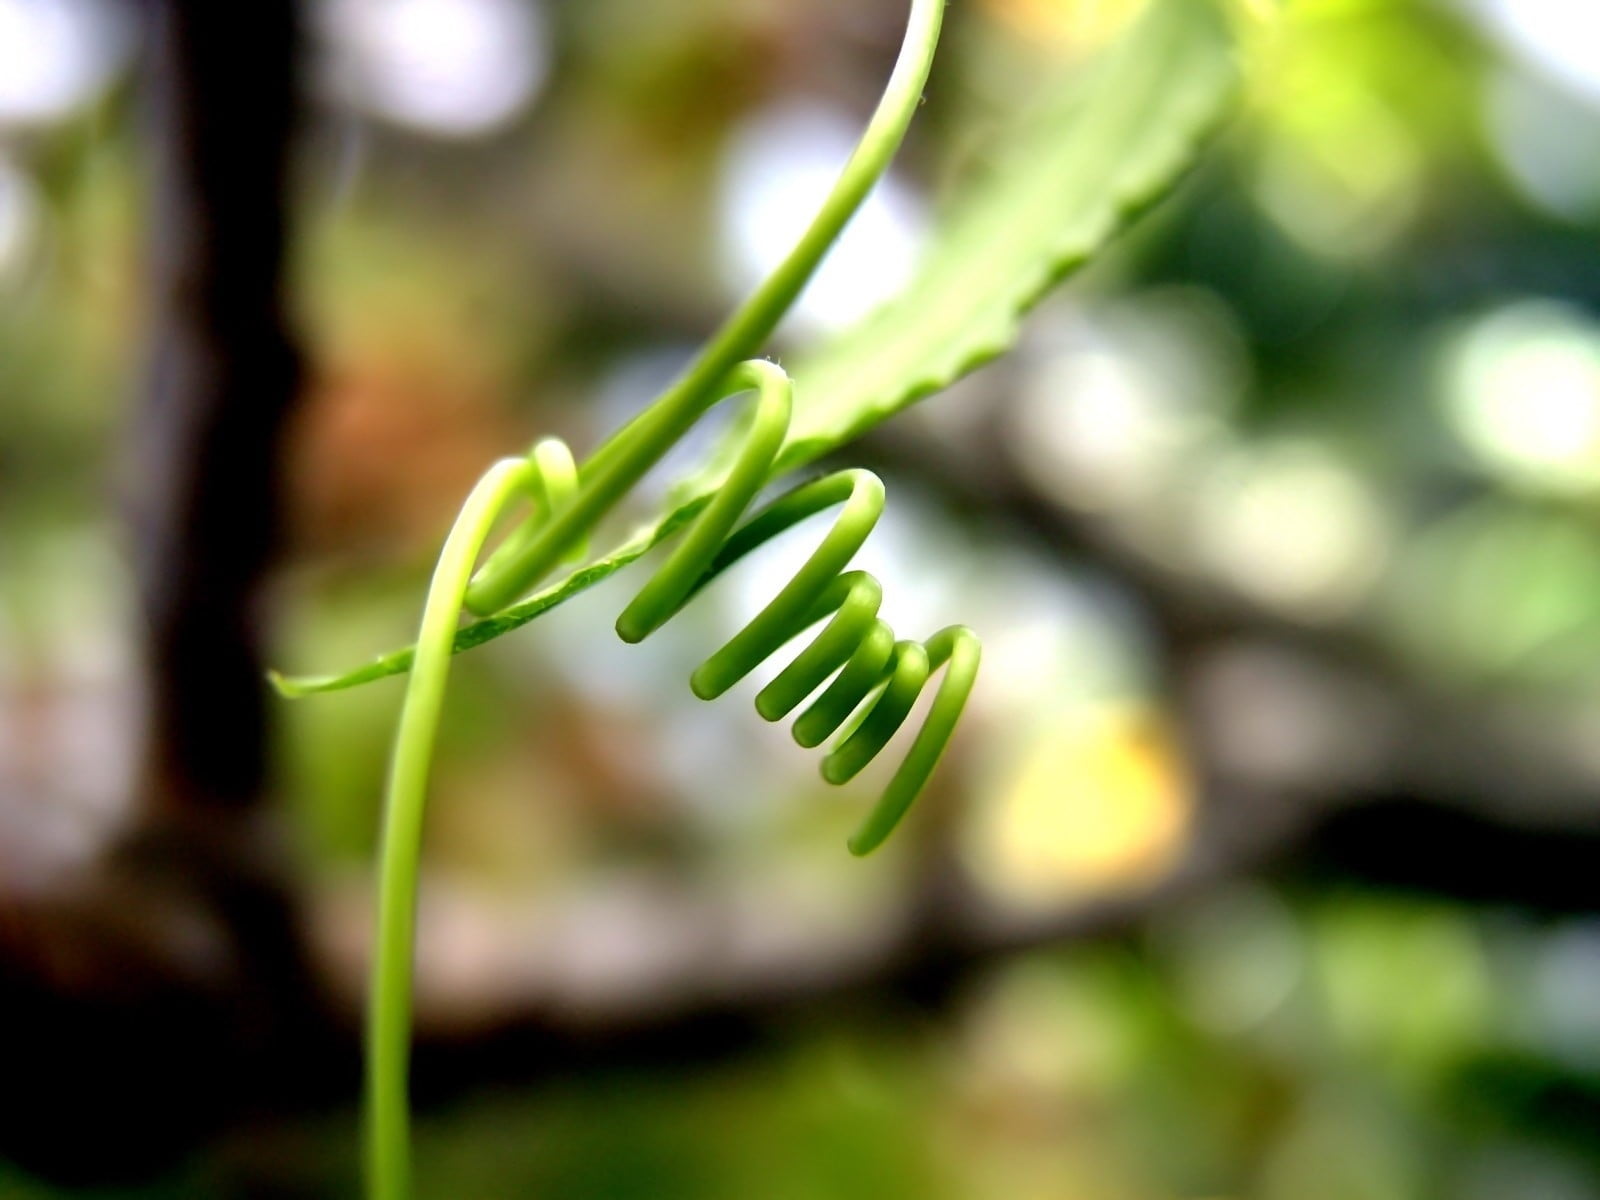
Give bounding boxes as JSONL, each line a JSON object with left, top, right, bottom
{"left": 450, "top": 359, "right": 980, "bottom": 855}
{"left": 357, "top": 0, "right": 957, "bottom": 1190}
{"left": 364, "top": 362, "right": 977, "bottom": 1199}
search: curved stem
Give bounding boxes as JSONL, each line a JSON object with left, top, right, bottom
{"left": 463, "top": 0, "right": 944, "bottom": 614}
{"left": 365, "top": 366, "right": 794, "bottom": 1199}
{"left": 366, "top": 457, "right": 534, "bottom": 1200}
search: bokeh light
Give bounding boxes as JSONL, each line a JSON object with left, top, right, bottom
{"left": 720, "top": 102, "right": 926, "bottom": 338}
{"left": 1442, "top": 300, "right": 1600, "bottom": 495}
{"left": 0, "top": 0, "right": 128, "bottom": 128}
{"left": 1467, "top": 0, "right": 1600, "bottom": 108}
{"left": 1190, "top": 440, "right": 1389, "bottom": 621}
{"left": 318, "top": 0, "right": 548, "bottom": 136}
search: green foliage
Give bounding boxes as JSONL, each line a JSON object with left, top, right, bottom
{"left": 269, "top": 5, "right": 1243, "bottom": 1197}
{"left": 773, "top": 0, "right": 1236, "bottom": 471}
{"left": 272, "top": 0, "right": 1238, "bottom": 697}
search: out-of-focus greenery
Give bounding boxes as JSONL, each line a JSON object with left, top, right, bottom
{"left": 8, "top": 895, "right": 1600, "bottom": 1198}
{"left": 8, "top": 0, "right": 1600, "bottom": 1195}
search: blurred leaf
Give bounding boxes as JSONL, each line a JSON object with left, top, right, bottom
{"left": 772, "top": 0, "right": 1237, "bottom": 471}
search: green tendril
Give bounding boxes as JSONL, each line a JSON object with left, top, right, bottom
{"left": 460, "top": 0, "right": 945, "bottom": 616}
{"left": 366, "top": 363, "right": 979, "bottom": 1199}
{"left": 360, "top": 5, "right": 954, "bottom": 1198}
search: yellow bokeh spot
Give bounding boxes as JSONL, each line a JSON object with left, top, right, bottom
{"left": 968, "top": 703, "right": 1193, "bottom": 906}
{"left": 981, "top": 0, "right": 1147, "bottom": 48}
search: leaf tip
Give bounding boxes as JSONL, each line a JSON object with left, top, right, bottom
{"left": 267, "top": 668, "right": 321, "bottom": 699}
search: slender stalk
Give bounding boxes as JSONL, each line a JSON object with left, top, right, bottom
{"left": 365, "top": 366, "right": 980, "bottom": 1197}
{"left": 365, "top": 368, "right": 791, "bottom": 1200}
{"left": 366, "top": 458, "right": 533, "bottom": 1200}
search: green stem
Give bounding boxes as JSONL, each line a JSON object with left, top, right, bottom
{"left": 366, "top": 457, "right": 534, "bottom": 1200}
{"left": 462, "top": 0, "right": 944, "bottom": 615}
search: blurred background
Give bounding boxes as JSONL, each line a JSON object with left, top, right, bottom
{"left": 6, "top": 0, "right": 1600, "bottom": 1195}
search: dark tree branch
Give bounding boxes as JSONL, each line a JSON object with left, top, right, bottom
{"left": 0, "top": 2, "right": 334, "bottom": 1186}
{"left": 130, "top": 0, "right": 305, "bottom": 814}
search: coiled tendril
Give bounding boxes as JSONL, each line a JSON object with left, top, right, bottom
{"left": 359, "top": 2, "right": 957, "bottom": 1196}
{"left": 367, "top": 362, "right": 980, "bottom": 1200}
{"left": 477, "top": 359, "right": 979, "bottom": 855}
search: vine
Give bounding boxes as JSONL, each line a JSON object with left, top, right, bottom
{"left": 355, "top": 3, "right": 952, "bottom": 1197}
{"left": 271, "top": 2, "right": 1241, "bottom": 1197}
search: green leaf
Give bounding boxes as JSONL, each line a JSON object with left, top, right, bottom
{"left": 273, "top": 1, "right": 1238, "bottom": 698}
{"left": 269, "top": 498, "right": 711, "bottom": 696}
{"left": 774, "top": 0, "right": 1238, "bottom": 472}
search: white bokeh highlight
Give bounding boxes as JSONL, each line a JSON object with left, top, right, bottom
{"left": 719, "top": 102, "right": 926, "bottom": 339}
{"left": 320, "top": 0, "right": 548, "bottom": 137}
{"left": 0, "top": 0, "right": 129, "bottom": 127}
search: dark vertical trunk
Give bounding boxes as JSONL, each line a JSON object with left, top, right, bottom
{"left": 0, "top": 2, "right": 339, "bottom": 1184}
{"left": 120, "top": 0, "right": 339, "bottom": 1159}
{"left": 131, "top": 0, "right": 304, "bottom": 815}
